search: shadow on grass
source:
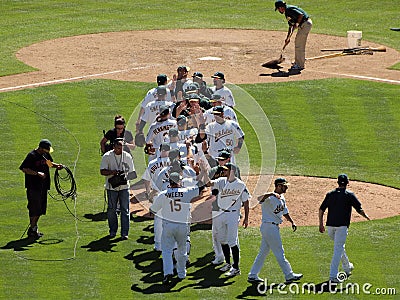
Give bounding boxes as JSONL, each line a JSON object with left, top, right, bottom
{"left": 83, "top": 212, "right": 107, "bottom": 222}
{"left": 128, "top": 250, "right": 236, "bottom": 294}
{"left": 1, "top": 237, "right": 38, "bottom": 251}
{"left": 81, "top": 235, "right": 119, "bottom": 252}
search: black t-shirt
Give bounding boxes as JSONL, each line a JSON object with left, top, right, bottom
{"left": 320, "top": 188, "right": 363, "bottom": 227}
{"left": 104, "top": 128, "right": 134, "bottom": 153}
{"left": 19, "top": 150, "right": 52, "bottom": 190}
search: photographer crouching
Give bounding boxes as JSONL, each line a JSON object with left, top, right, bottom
{"left": 100, "top": 138, "right": 137, "bottom": 240}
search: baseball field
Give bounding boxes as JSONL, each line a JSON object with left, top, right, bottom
{"left": 0, "top": 1, "right": 399, "bottom": 299}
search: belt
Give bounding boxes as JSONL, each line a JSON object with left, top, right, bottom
{"left": 221, "top": 209, "right": 237, "bottom": 212}
{"left": 264, "top": 221, "right": 279, "bottom": 226}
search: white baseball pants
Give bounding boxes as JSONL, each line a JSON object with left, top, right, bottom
{"left": 249, "top": 222, "right": 295, "bottom": 280}
{"left": 327, "top": 226, "right": 352, "bottom": 279}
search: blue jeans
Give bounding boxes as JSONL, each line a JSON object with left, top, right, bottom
{"left": 107, "top": 189, "right": 130, "bottom": 237}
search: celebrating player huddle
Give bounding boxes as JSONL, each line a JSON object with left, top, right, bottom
{"left": 98, "top": 65, "right": 370, "bottom": 289}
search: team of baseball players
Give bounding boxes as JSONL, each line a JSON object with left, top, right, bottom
{"left": 98, "top": 62, "right": 370, "bottom": 287}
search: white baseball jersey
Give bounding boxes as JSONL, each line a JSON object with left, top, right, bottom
{"left": 161, "top": 177, "right": 198, "bottom": 191}
{"left": 141, "top": 100, "right": 174, "bottom": 124}
{"left": 154, "top": 165, "right": 197, "bottom": 192}
{"left": 205, "top": 120, "right": 245, "bottom": 158}
{"left": 212, "top": 177, "right": 250, "bottom": 211}
{"left": 150, "top": 186, "right": 200, "bottom": 224}
{"left": 211, "top": 86, "right": 235, "bottom": 107}
{"left": 178, "top": 128, "right": 198, "bottom": 143}
{"left": 140, "top": 87, "right": 173, "bottom": 109}
{"left": 142, "top": 156, "right": 170, "bottom": 189}
{"left": 261, "top": 194, "right": 289, "bottom": 224}
{"left": 160, "top": 142, "right": 188, "bottom": 160}
{"left": 145, "top": 119, "right": 177, "bottom": 150}
{"left": 203, "top": 106, "right": 238, "bottom": 125}
{"left": 100, "top": 150, "right": 135, "bottom": 191}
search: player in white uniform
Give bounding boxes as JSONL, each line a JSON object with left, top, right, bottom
{"left": 140, "top": 86, "right": 174, "bottom": 126}
{"left": 203, "top": 94, "right": 238, "bottom": 125}
{"left": 209, "top": 163, "right": 250, "bottom": 277}
{"left": 154, "top": 150, "right": 197, "bottom": 191}
{"left": 145, "top": 105, "right": 177, "bottom": 160}
{"left": 177, "top": 115, "right": 198, "bottom": 143}
{"left": 150, "top": 172, "right": 203, "bottom": 285}
{"left": 162, "top": 128, "right": 188, "bottom": 162}
{"left": 197, "top": 106, "right": 244, "bottom": 163}
{"left": 142, "top": 143, "right": 171, "bottom": 251}
{"left": 210, "top": 72, "right": 235, "bottom": 108}
{"left": 247, "top": 177, "right": 303, "bottom": 284}
{"left": 136, "top": 74, "right": 174, "bottom": 130}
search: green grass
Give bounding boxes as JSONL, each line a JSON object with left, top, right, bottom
{"left": 0, "top": 1, "right": 399, "bottom": 299}
{"left": 0, "top": 79, "right": 399, "bottom": 299}
{"left": 1, "top": 0, "right": 399, "bottom": 76}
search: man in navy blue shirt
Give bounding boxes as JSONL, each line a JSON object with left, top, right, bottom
{"left": 319, "top": 174, "right": 370, "bottom": 283}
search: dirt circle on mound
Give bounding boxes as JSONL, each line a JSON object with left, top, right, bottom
{"left": 130, "top": 175, "right": 400, "bottom": 228}
{"left": 1, "top": 29, "right": 399, "bottom": 90}
{"left": 2, "top": 29, "right": 399, "bottom": 226}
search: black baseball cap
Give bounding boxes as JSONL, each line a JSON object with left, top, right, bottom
{"left": 169, "top": 148, "right": 181, "bottom": 160}
{"left": 113, "top": 137, "right": 124, "bottom": 146}
{"left": 185, "top": 83, "right": 198, "bottom": 94}
{"left": 169, "top": 172, "right": 182, "bottom": 184}
{"left": 156, "top": 85, "right": 167, "bottom": 95}
{"left": 337, "top": 174, "right": 349, "bottom": 184}
{"left": 275, "top": 0, "right": 286, "bottom": 10}
{"left": 225, "top": 162, "right": 237, "bottom": 172}
{"left": 160, "top": 142, "right": 171, "bottom": 152}
{"left": 216, "top": 150, "right": 231, "bottom": 160}
{"left": 38, "top": 139, "right": 54, "bottom": 153}
{"left": 169, "top": 128, "right": 179, "bottom": 137}
{"left": 177, "top": 115, "right": 187, "bottom": 125}
{"left": 157, "top": 74, "right": 168, "bottom": 85}
{"left": 177, "top": 65, "right": 190, "bottom": 72}
{"left": 192, "top": 72, "right": 203, "bottom": 78}
{"left": 274, "top": 177, "right": 289, "bottom": 186}
{"left": 187, "top": 94, "right": 201, "bottom": 102}
{"left": 212, "top": 106, "right": 224, "bottom": 114}
{"left": 211, "top": 72, "right": 225, "bottom": 80}
{"left": 159, "top": 105, "right": 170, "bottom": 115}
{"left": 210, "top": 94, "right": 222, "bottom": 102}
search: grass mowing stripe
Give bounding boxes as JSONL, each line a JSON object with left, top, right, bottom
{"left": 245, "top": 84, "right": 304, "bottom": 175}
{"left": 332, "top": 83, "right": 395, "bottom": 184}
{"left": 303, "top": 81, "right": 359, "bottom": 178}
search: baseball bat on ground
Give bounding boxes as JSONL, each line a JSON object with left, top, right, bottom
{"left": 320, "top": 46, "right": 386, "bottom": 52}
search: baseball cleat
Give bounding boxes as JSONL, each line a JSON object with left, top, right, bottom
{"left": 247, "top": 276, "right": 264, "bottom": 283}
{"left": 345, "top": 263, "right": 354, "bottom": 276}
{"left": 211, "top": 256, "right": 225, "bottom": 265}
{"left": 285, "top": 273, "right": 303, "bottom": 283}
{"left": 219, "top": 263, "right": 232, "bottom": 272}
{"left": 225, "top": 268, "right": 241, "bottom": 277}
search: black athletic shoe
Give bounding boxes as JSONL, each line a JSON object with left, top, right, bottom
{"left": 162, "top": 274, "right": 173, "bottom": 285}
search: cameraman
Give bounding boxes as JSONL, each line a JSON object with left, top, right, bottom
{"left": 100, "top": 138, "right": 136, "bottom": 239}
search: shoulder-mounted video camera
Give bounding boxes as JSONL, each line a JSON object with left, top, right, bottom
{"left": 108, "top": 171, "right": 127, "bottom": 188}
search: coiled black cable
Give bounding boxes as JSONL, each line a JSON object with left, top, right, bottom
{"left": 54, "top": 165, "right": 77, "bottom": 200}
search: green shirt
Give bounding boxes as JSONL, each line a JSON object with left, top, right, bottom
{"left": 285, "top": 5, "right": 309, "bottom": 26}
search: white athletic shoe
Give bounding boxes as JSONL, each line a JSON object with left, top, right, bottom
{"left": 225, "top": 268, "right": 241, "bottom": 277}
{"left": 345, "top": 263, "right": 354, "bottom": 276}
{"left": 285, "top": 273, "right": 303, "bottom": 283}
{"left": 219, "top": 263, "right": 232, "bottom": 272}
{"left": 211, "top": 256, "right": 225, "bottom": 265}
